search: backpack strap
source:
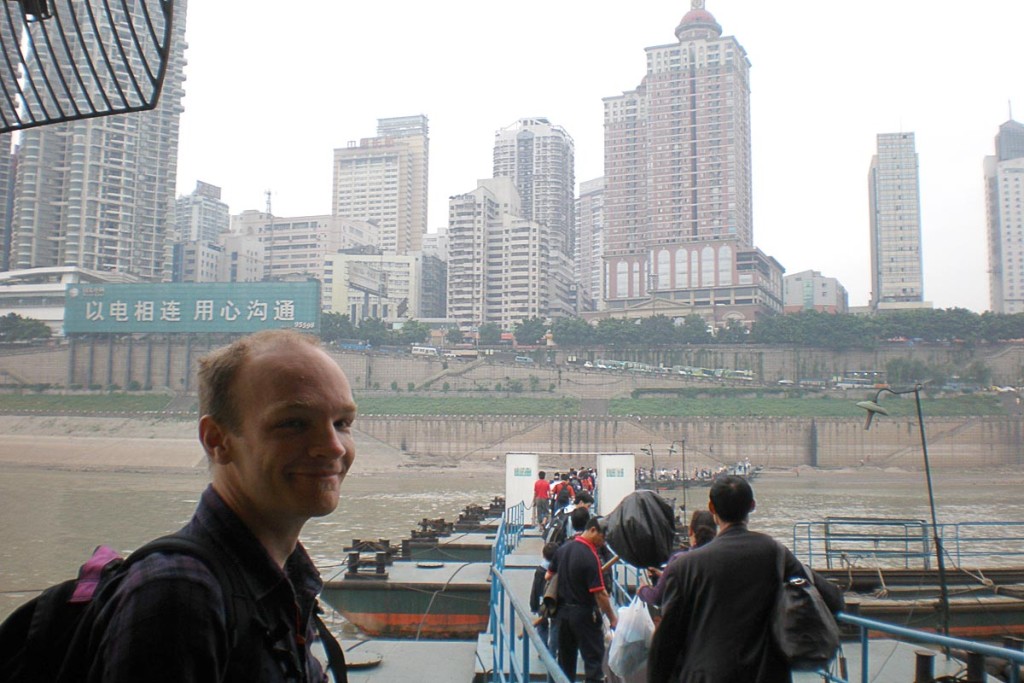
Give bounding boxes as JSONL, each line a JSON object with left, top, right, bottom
{"left": 314, "top": 608, "right": 348, "bottom": 683}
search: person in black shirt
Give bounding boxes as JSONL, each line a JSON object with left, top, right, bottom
{"left": 546, "top": 516, "right": 618, "bottom": 682}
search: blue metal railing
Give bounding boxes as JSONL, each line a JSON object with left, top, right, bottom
{"left": 488, "top": 502, "right": 569, "bottom": 683}
{"left": 488, "top": 564, "right": 570, "bottom": 683}
{"left": 492, "top": 502, "right": 525, "bottom": 572}
{"left": 792, "top": 518, "right": 1024, "bottom": 569}
{"left": 820, "top": 612, "right": 1024, "bottom": 683}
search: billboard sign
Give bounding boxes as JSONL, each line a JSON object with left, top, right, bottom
{"left": 64, "top": 281, "right": 320, "bottom": 334}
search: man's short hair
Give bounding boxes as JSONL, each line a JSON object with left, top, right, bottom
{"left": 197, "top": 329, "right": 321, "bottom": 431}
{"left": 538, "top": 471, "right": 546, "bottom": 480}
{"left": 709, "top": 475, "right": 754, "bottom": 523}
{"left": 570, "top": 506, "right": 591, "bottom": 532}
{"left": 542, "top": 541, "right": 559, "bottom": 561}
{"left": 576, "top": 491, "right": 594, "bottom": 506}
{"left": 584, "top": 515, "right": 607, "bottom": 535}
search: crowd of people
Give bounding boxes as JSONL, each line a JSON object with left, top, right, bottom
{"left": 534, "top": 468, "right": 844, "bottom": 683}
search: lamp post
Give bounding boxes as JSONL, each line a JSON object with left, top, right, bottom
{"left": 857, "top": 384, "right": 950, "bottom": 639}
{"left": 668, "top": 438, "right": 687, "bottom": 520}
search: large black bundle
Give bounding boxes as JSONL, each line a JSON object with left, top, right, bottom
{"left": 605, "top": 491, "right": 677, "bottom": 568}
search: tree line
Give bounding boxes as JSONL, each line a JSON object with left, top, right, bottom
{"left": 265, "top": 308, "right": 1024, "bottom": 353}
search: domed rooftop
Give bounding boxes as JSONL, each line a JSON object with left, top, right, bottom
{"left": 675, "top": 7, "right": 723, "bottom": 40}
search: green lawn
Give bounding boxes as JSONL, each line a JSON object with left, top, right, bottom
{"left": 0, "top": 392, "right": 1005, "bottom": 418}
{"left": 0, "top": 393, "right": 175, "bottom": 412}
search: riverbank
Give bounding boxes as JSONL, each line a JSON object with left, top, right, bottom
{"left": 0, "top": 415, "right": 503, "bottom": 474}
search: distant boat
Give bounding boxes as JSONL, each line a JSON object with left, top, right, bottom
{"left": 636, "top": 460, "right": 762, "bottom": 491}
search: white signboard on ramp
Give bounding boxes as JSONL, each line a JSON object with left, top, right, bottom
{"left": 595, "top": 453, "right": 635, "bottom": 516}
{"left": 504, "top": 452, "right": 539, "bottom": 515}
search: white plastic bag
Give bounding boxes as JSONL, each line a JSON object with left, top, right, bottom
{"left": 607, "top": 596, "right": 654, "bottom": 677}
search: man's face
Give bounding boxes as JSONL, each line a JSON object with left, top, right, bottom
{"left": 209, "top": 342, "right": 357, "bottom": 529}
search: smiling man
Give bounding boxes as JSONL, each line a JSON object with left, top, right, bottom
{"left": 83, "top": 330, "right": 356, "bottom": 682}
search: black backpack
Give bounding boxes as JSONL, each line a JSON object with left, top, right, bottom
{"left": 0, "top": 533, "right": 347, "bottom": 683}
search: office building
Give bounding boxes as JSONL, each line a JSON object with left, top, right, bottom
{"left": 324, "top": 248, "right": 424, "bottom": 321}
{"left": 231, "top": 211, "right": 378, "bottom": 282}
{"left": 332, "top": 115, "right": 429, "bottom": 255}
{"left": 8, "top": 1, "right": 187, "bottom": 280}
{"left": 601, "top": 2, "right": 781, "bottom": 326}
{"left": 868, "top": 132, "right": 924, "bottom": 310}
{"left": 783, "top": 270, "right": 849, "bottom": 314}
{"left": 986, "top": 118, "right": 1024, "bottom": 313}
{"left": 422, "top": 226, "right": 448, "bottom": 262}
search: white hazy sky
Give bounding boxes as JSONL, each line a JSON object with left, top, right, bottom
{"left": 176, "top": 1, "right": 1024, "bottom": 314}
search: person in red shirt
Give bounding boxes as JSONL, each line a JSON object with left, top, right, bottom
{"left": 533, "top": 471, "right": 552, "bottom": 528}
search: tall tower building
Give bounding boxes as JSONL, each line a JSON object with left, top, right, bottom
{"left": 491, "top": 117, "right": 575, "bottom": 320}
{"left": 575, "top": 177, "right": 605, "bottom": 311}
{"left": 332, "top": 115, "right": 429, "bottom": 256}
{"left": 8, "top": 0, "right": 188, "bottom": 279}
{"left": 985, "top": 118, "right": 1024, "bottom": 313}
{"left": 868, "top": 132, "right": 924, "bottom": 309}
{"left": 493, "top": 118, "right": 575, "bottom": 255}
{"left": 601, "top": 2, "right": 780, "bottom": 325}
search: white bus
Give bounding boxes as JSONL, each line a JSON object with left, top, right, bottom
{"left": 410, "top": 345, "right": 439, "bottom": 357}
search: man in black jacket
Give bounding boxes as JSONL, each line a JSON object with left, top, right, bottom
{"left": 648, "top": 475, "right": 843, "bottom": 683}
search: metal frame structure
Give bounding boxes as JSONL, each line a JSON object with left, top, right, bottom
{"left": 0, "top": 0, "right": 174, "bottom": 134}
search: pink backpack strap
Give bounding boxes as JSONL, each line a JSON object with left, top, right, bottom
{"left": 70, "top": 546, "right": 123, "bottom": 603}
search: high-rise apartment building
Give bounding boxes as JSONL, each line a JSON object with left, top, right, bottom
{"left": 985, "top": 118, "right": 1024, "bottom": 313}
{"left": 493, "top": 118, "right": 575, "bottom": 256}
{"left": 175, "top": 181, "right": 230, "bottom": 244}
{"left": 0, "top": 142, "right": 13, "bottom": 272}
{"left": 601, "top": 2, "right": 780, "bottom": 325}
{"left": 868, "top": 132, "right": 924, "bottom": 309}
{"left": 8, "top": 0, "right": 188, "bottom": 280}
{"left": 332, "top": 115, "right": 429, "bottom": 255}
{"left": 490, "top": 117, "right": 575, "bottom": 321}
{"left": 575, "top": 177, "right": 604, "bottom": 311}
{"left": 448, "top": 177, "right": 564, "bottom": 329}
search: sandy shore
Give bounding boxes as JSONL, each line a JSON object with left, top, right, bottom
{"left": 0, "top": 415, "right": 502, "bottom": 475}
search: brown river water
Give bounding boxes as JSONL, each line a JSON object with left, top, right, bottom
{"left": 2, "top": 447, "right": 1024, "bottom": 621}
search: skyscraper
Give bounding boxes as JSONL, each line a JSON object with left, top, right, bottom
{"left": 332, "top": 115, "right": 429, "bottom": 256}
{"left": 491, "top": 117, "right": 575, "bottom": 320}
{"left": 493, "top": 117, "right": 575, "bottom": 256}
{"left": 601, "top": 1, "right": 780, "bottom": 325}
{"left": 175, "top": 181, "right": 230, "bottom": 244}
{"left": 985, "top": 118, "right": 1024, "bottom": 313}
{"left": 575, "top": 177, "right": 605, "bottom": 311}
{"left": 8, "top": 0, "right": 188, "bottom": 279}
{"left": 868, "top": 132, "right": 924, "bottom": 310}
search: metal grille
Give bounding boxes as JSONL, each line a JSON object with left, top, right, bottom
{"left": 0, "top": 0, "right": 173, "bottom": 134}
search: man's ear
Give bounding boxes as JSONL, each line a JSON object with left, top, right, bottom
{"left": 199, "top": 415, "right": 231, "bottom": 464}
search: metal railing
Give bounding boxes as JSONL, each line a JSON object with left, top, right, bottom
{"left": 487, "top": 564, "right": 570, "bottom": 683}
{"left": 487, "top": 502, "right": 569, "bottom": 683}
{"left": 792, "top": 518, "right": 1024, "bottom": 569}
{"left": 491, "top": 502, "right": 525, "bottom": 572}
{"left": 821, "top": 612, "right": 1024, "bottom": 683}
